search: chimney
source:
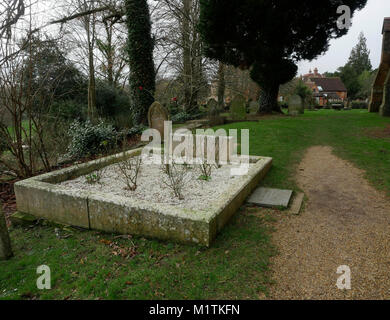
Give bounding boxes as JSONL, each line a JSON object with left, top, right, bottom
{"left": 314, "top": 68, "right": 319, "bottom": 76}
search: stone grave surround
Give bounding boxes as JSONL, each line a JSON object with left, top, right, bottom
{"left": 369, "top": 17, "right": 390, "bottom": 117}
{"left": 147, "top": 102, "right": 169, "bottom": 137}
{"left": 288, "top": 94, "right": 304, "bottom": 116}
{"left": 230, "top": 94, "right": 247, "bottom": 120}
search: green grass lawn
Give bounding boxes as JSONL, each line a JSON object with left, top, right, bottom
{"left": 6, "top": 120, "right": 33, "bottom": 139}
{"left": 1, "top": 110, "right": 389, "bottom": 300}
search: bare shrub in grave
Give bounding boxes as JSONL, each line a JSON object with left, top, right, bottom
{"left": 117, "top": 154, "right": 142, "bottom": 191}
{"left": 161, "top": 161, "right": 191, "bottom": 200}
{"left": 198, "top": 159, "right": 213, "bottom": 181}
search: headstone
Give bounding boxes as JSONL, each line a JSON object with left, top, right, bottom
{"left": 288, "top": 95, "right": 304, "bottom": 116}
{"left": 230, "top": 95, "right": 247, "bottom": 121}
{"left": 148, "top": 101, "right": 169, "bottom": 137}
{"left": 249, "top": 101, "right": 259, "bottom": 114}
{"left": 247, "top": 187, "right": 293, "bottom": 208}
{"left": 208, "top": 101, "right": 225, "bottom": 126}
{"left": 206, "top": 98, "right": 218, "bottom": 112}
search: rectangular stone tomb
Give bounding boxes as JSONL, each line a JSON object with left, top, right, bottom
{"left": 14, "top": 148, "right": 272, "bottom": 246}
{"left": 247, "top": 187, "right": 293, "bottom": 208}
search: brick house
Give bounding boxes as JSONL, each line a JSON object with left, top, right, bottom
{"left": 302, "top": 68, "right": 348, "bottom": 106}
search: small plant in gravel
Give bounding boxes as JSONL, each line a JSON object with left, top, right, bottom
{"left": 117, "top": 155, "right": 142, "bottom": 191}
{"left": 85, "top": 166, "right": 106, "bottom": 185}
{"left": 198, "top": 161, "right": 213, "bottom": 181}
{"left": 84, "top": 156, "right": 108, "bottom": 185}
{"left": 161, "top": 162, "right": 191, "bottom": 200}
{"left": 85, "top": 172, "right": 101, "bottom": 185}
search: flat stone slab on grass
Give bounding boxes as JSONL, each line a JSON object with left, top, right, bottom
{"left": 247, "top": 187, "right": 293, "bottom": 208}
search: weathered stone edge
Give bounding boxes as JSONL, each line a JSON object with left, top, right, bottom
{"left": 14, "top": 148, "right": 272, "bottom": 246}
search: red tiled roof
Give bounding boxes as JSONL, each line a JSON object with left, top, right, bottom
{"left": 310, "top": 77, "right": 347, "bottom": 92}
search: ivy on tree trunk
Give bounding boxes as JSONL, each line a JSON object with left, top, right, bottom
{"left": 125, "top": 0, "right": 156, "bottom": 125}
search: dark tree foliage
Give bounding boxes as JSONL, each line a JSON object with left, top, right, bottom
{"left": 125, "top": 0, "right": 156, "bottom": 125}
{"left": 199, "top": 0, "right": 368, "bottom": 113}
{"left": 21, "top": 35, "right": 86, "bottom": 108}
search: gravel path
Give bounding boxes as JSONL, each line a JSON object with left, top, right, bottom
{"left": 268, "top": 146, "right": 390, "bottom": 300}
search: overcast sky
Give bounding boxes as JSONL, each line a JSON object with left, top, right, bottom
{"left": 28, "top": 0, "right": 390, "bottom": 78}
{"left": 298, "top": 0, "right": 390, "bottom": 75}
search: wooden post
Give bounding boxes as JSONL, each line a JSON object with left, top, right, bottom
{"left": 0, "top": 207, "right": 13, "bottom": 260}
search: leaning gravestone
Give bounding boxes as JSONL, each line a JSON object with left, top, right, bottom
{"left": 230, "top": 95, "right": 247, "bottom": 121}
{"left": 249, "top": 101, "right": 259, "bottom": 114}
{"left": 206, "top": 98, "right": 218, "bottom": 112}
{"left": 148, "top": 101, "right": 169, "bottom": 137}
{"left": 288, "top": 95, "right": 304, "bottom": 116}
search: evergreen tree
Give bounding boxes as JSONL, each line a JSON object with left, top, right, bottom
{"left": 125, "top": 0, "right": 156, "bottom": 125}
{"left": 329, "top": 32, "right": 373, "bottom": 100}
{"left": 199, "top": 0, "right": 367, "bottom": 113}
{"left": 347, "top": 32, "right": 372, "bottom": 75}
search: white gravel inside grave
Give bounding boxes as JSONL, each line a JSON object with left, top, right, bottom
{"left": 59, "top": 156, "right": 251, "bottom": 212}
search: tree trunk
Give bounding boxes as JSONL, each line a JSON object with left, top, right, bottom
{"left": 182, "top": 0, "right": 192, "bottom": 113}
{"left": 217, "top": 62, "right": 225, "bottom": 109}
{"left": 0, "top": 208, "right": 13, "bottom": 260}
{"left": 85, "top": 7, "right": 97, "bottom": 121}
{"left": 257, "top": 84, "right": 282, "bottom": 114}
{"left": 125, "top": 0, "right": 156, "bottom": 125}
{"left": 88, "top": 58, "right": 97, "bottom": 120}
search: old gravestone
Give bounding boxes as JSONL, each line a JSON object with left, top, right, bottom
{"left": 206, "top": 98, "right": 218, "bottom": 112}
{"left": 148, "top": 101, "right": 169, "bottom": 137}
{"left": 249, "top": 101, "right": 259, "bottom": 114}
{"left": 230, "top": 95, "right": 247, "bottom": 121}
{"left": 288, "top": 95, "right": 304, "bottom": 116}
{"left": 208, "top": 101, "right": 225, "bottom": 126}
